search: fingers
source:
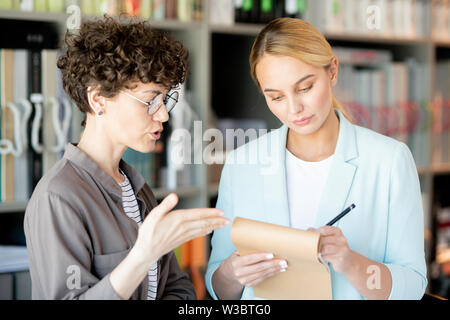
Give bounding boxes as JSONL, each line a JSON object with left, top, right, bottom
{"left": 167, "top": 208, "right": 228, "bottom": 238}
{"left": 317, "top": 226, "right": 341, "bottom": 236}
{"left": 234, "top": 259, "right": 287, "bottom": 287}
{"left": 183, "top": 217, "right": 230, "bottom": 239}
{"left": 235, "top": 258, "right": 287, "bottom": 278}
{"left": 246, "top": 266, "right": 286, "bottom": 287}
{"left": 173, "top": 208, "right": 225, "bottom": 221}
{"left": 234, "top": 252, "right": 276, "bottom": 268}
{"left": 150, "top": 193, "right": 179, "bottom": 218}
{"left": 320, "top": 244, "right": 339, "bottom": 256}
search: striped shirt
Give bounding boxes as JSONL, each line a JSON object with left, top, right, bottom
{"left": 118, "top": 169, "right": 158, "bottom": 300}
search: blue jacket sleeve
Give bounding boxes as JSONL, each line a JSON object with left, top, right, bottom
{"left": 205, "top": 157, "right": 237, "bottom": 300}
{"left": 384, "top": 142, "right": 428, "bottom": 299}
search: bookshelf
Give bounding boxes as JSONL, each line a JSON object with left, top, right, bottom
{"left": 0, "top": 0, "right": 449, "bottom": 299}
{"left": 0, "top": 8, "right": 67, "bottom": 23}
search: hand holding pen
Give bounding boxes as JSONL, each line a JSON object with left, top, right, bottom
{"left": 308, "top": 204, "right": 356, "bottom": 274}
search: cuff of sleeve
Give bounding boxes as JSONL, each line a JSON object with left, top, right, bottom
{"left": 385, "top": 264, "right": 405, "bottom": 300}
{"left": 79, "top": 273, "right": 122, "bottom": 300}
{"left": 385, "top": 264, "right": 427, "bottom": 300}
{"left": 205, "top": 264, "right": 220, "bottom": 300}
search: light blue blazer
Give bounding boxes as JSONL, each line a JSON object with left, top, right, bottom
{"left": 205, "top": 109, "right": 427, "bottom": 300}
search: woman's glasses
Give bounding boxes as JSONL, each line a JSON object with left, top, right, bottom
{"left": 120, "top": 89, "right": 179, "bottom": 115}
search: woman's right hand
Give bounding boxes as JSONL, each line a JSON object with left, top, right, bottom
{"left": 133, "top": 193, "right": 230, "bottom": 267}
{"left": 212, "top": 250, "right": 288, "bottom": 299}
{"left": 111, "top": 193, "right": 228, "bottom": 300}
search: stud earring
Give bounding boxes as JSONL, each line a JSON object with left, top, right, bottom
{"left": 98, "top": 110, "right": 103, "bottom": 116}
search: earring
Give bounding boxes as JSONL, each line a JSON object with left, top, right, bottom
{"left": 98, "top": 110, "right": 103, "bottom": 116}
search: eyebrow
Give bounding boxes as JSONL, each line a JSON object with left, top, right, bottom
{"left": 263, "top": 74, "right": 315, "bottom": 93}
{"left": 140, "top": 89, "right": 162, "bottom": 95}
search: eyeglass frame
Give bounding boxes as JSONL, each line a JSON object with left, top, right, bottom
{"left": 119, "top": 89, "right": 179, "bottom": 115}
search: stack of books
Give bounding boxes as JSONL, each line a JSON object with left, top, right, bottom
{"left": 332, "top": 47, "right": 432, "bottom": 168}
{"left": 0, "top": 0, "right": 204, "bottom": 22}
{"left": 210, "top": 0, "right": 431, "bottom": 40}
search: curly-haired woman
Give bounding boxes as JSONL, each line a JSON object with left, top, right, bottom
{"left": 24, "top": 16, "right": 229, "bottom": 300}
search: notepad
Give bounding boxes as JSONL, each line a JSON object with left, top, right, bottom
{"left": 231, "top": 217, "right": 332, "bottom": 300}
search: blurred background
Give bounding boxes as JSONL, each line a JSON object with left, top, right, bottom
{"left": 0, "top": 0, "right": 449, "bottom": 300}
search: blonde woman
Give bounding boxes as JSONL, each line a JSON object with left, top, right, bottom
{"left": 205, "top": 18, "right": 427, "bottom": 300}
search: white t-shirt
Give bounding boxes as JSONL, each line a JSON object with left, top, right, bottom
{"left": 285, "top": 149, "right": 335, "bottom": 230}
{"left": 118, "top": 169, "right": 158, "bottom": 300}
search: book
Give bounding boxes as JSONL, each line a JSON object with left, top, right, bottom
{"left": 47, "top": 0, "right": 66, "bottom": 12}
{"left": 238, "top": 0, "right": 254, "bottom": 23}
{"left": 41, "top": 49, "right": 59, "bottom": 174}
{"left": 177, "top": 0, "right": 192, "bottom": 22}
{"left": 152, "top": 0, "right": 165, "bottom": 20}
{"left": 406, "top": 58, "right": 429, "bottom": 168}
{"left": 325, "top": 0, "right": 345, "bottom": 34}
{"left": 209, "top": 0, "right": 234, "bottom": 25}
{"left": 371, "top": 70, "right": 387, "bottom": 135}
{"left": 434, "top": 61, "right": 450, "bottom": 164}
{"left": 259, "top": 0, "right": 275, "bottom": 23}
{"left": 1, "top": 50, "right": 16, "bottom": 202}
{"left": 13, "top": 50, "right": 32, "bottom": 202}
{"left": 232, "top": 217, "right": 332, "bottom": 299}
{"left": 165, "top": 0, "right": 177, "bottom": 19}
{"left": 140, "top": 0, "right": 152, "bottom": 18}
{"left": 0, "top": 1, "right": 15, "bottom": 9}
{"left": 124, "top": 0, "right": 142, "bottom": 16}
{"left": 33, "top": 0, "right": 48, "bottom": 12}
{"left": 20, "top": 0, "right": 34, "bottom": 11}
{"left": 192, "top": 0, "right": 203, "bottom": 21}
{"left": 28, "top": 50, "right": 43, "bottom": 191}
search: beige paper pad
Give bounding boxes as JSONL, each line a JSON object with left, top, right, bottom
{"left": 231, "top": 217, "right": 332, "bottom": 300}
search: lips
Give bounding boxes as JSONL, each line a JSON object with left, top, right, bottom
{"left": 149, "top": 129, "right": 163, "bottom": 140}
{"left": 293, "top": 115, "right": 314, "bottom": 126}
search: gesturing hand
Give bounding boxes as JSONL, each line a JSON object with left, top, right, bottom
{"left": 134, "top": 193, "right": 230, "bottom": 266}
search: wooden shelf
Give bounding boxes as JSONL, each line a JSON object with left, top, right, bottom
{"left": 324, "top": 32, "right": 431, "bottom": 45}
{"left": 434, "top": 40, "right": 450, "bottom": 48}
{"left": 430, "top": 163, "right": 450, "bottom": 175}
{"left": 152, "top": 186, "right": 202, "bottom": 200}
{"left": 0, "top": 9, "right": 203, "bottom": 32}
{"left": 207, "top": 182, "right": 219, "bottom": 198}
{"left": 418, "top": 166, "right": 429, "bottom": 176}
{"left": 0, "top": 201, "right": 28, "bottom": 213}
{"left": 83, "top": 14, "right": 203, "bottom": 31}
{"left": 0, "top": 186, "right": 203, "bottom": 213}
{"left": 0, "top": 9, "right": 67, "bottom": 23}
{"left": 210, "top": 23, "right": 264, "bottom": 36}
{"left": 210, "top": 23, "right": 432, "bottom": 46}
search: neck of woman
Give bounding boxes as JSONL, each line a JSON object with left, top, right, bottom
{"left": 286, "top": 109, "right": 340, "bottom": 162}
{"left": 77, "top": 119, "right": 126, "bottom": 183}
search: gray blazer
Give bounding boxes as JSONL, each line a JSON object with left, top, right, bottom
{"left": 24, "top": 143, "right": 196, "bottom": 300}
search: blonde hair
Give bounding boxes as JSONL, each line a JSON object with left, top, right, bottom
{"left": 250, "top": 17, "right": 351, "bottom": 122}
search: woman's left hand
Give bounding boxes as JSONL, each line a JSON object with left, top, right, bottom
{"left": 308, "top": 226, "right": 355, "bottom": 274}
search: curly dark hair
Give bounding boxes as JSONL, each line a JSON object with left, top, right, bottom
{"left": 57, "top": 15, "right": 189, "bottom": 127}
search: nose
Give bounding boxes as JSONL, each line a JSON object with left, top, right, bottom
{"left": 287, "top": 94, "right": 304, "bottom": 114}
{"left": 152, "top": 103, "right": 170, "bottom": 123}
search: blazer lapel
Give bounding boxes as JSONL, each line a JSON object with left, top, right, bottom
{"left": 262, "top": 125, "right": 291, "bottom": 227}
{"left": 313, "top": 110, "right": 359, "bottom": 228}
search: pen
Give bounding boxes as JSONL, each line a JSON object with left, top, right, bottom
{"left": 325, "top": 204, "right": 356, "bottom": 226}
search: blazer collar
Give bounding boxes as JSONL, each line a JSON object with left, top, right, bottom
{"left": 63, "top": 143, "right": 146, "bottom": 201}
{"left": 313, "top": 109, "right": 359, "bottom": 228}
{"left": 262, "top": 109, "right": 359, "bottom": 228}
